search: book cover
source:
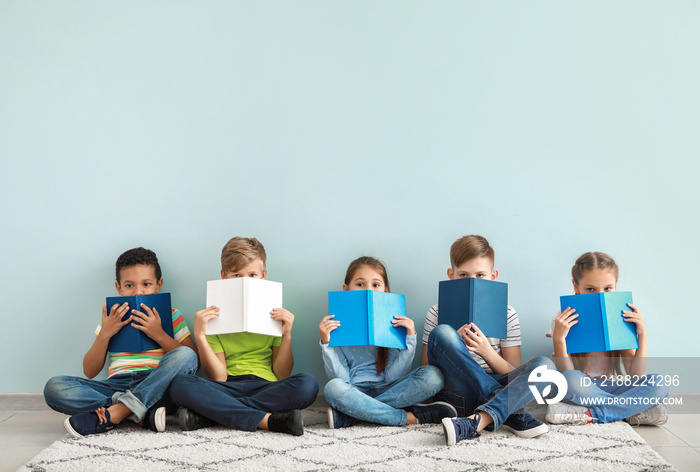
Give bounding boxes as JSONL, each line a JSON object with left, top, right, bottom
{"left": 107, "top": 292, "right": 173, "bottom": 352}
{"left": 328, "top": 290, "right": 407, "bottom": 349}
{"left": 205, "top": 278, "right": 283, "bottom": 337}
{"left": 559, "top": 291, "right": 639, "bottom": 354}
{"left": 437, "top": 278, "right": 508, "bottom": 339}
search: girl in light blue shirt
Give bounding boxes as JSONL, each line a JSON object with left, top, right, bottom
{"left": 319, "top": 256, "right": 456, "bottom": 428}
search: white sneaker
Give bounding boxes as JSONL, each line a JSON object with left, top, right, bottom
{"left": 625, "top": 404, "right": 668, "bottom": 426}
{"left": 545, "top": 402, "right": 594, "bottom": 425}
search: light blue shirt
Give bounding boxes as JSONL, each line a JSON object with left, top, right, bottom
{"left": 320, "top": 334, "right": 417, "bottom": 385}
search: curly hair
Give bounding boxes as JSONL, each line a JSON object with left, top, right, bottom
{"left": 115, "top": 247, "right": 162, "bottom": 282}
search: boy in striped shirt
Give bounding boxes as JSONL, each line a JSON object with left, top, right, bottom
{"left": 421, "top": 235, "right": 553, "bottom": 444}
{"left": 44, "top": 247, "right": 199, "bottom": 437}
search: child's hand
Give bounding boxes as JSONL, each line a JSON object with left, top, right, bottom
{"left": 553, "top": 308, "right": 578, "bottom": 341}
{"left": 622, "top": 304, "right": 646, "bottom": 337}
{"left": 100, "top": 303, "right": 132, "bottom": 338}
{"left": 391, "top": 316, "right": 416, "bottom": 335}
{"left": 130, "top": 303, "right": 166, "bottom": 340}
{"left": 271, "top": 308, "right": 294, "bottom": 336}
{"left": 319, "top": 315, "right": 340, "bottom": 344}
{"left": 458, "top": 323, "right": 494, "bottom": 357}
{"left": 194, "top": 306, "right": 220, "bottom": 339}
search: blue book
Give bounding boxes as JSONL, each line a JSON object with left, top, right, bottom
{"left": 106, "top": 293, "right": 174, "bottom": 352}
{"left": 559, "top": 292, "right": 639, "bottom": 354}
{"left": 437, "top": 278, "right": 508, "bottom": 339}
{"left": 327, "top": 291, "right": 407, "bottom": 349}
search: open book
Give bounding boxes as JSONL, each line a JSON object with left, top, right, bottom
{"left": 106, "top": 292, "right": 174, "bottom": 352}
{"left": 205, "top": 278, "right": 283, "bottom": 337}
{"left": 560, "top": 291, "right": 638, "bottom": 353}
{"left": 437, "top": 278, "right": 508, "bottom": 339}
{"left": 328, "top": 290, "right": 407, "bottom": 349}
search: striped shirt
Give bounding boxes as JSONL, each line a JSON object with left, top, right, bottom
{"left": 422, "top": 304, "right": 521, "bottom": 374}
{"left": 95, "top": 308, "right": 191, "bottom": 377}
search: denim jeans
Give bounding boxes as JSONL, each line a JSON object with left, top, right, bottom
{"left": 43, "top": 346, "right": 198, "bottom": 421}
{"left": 169, "top": 373, "right": 319, "bottom": 431}
{"left": 323, "top": 365, "right": 444, "bottom": 426}
{"left": 561, "top": 370, "right": 670, "bottom": 423}
{"left": 427, "top": 324, "right": 553, "bottom": 429}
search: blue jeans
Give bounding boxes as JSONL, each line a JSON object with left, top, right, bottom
{"left": 427, "top": 324, "right": 553, "bottom": 429}
{"left": 43, "top": 346, "right": 198, "bottom": 421}
{"left": 561, "top": 370, "right": 670, "bottom": 423}
{"left": 323, "top": 365, "right": 444, "bottom": 426}
{"left": 169, "top": 373, "right": 319, "bottom": 431}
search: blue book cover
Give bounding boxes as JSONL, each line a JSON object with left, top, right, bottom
{"left": 328, "top": 291, "right": 407, "bottom": 349}
{"left": 106, "top": 293, "right": 173, "bottom": 352}
{"left": 437, "top": 278, "right": 508, "bottom": 339}
{"left": 559, "top": 291, "right": 639, "bottom": 354}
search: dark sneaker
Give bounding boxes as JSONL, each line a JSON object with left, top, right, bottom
{"left": 177, "top": 407, "right": 211, "bottom": 431}
{"left": 409, "top": 402, "right": 458, "bottom": 425}
{"left": 327, "top": 407, "right": 358, "bottom": 429}
{"left": 268, "top": 410, "right": 304, "bottom": 436}
{"left": 64, "top": 407, "right": 116, "bottom": 438}
{"left": 442, "top": 414, "right": 481, "bottom": 446}
{"left": 501, "top": 411, "right": 549, "bottom": 438}
{"left": 140, "top": 406, "right": 166, "bottom": 432}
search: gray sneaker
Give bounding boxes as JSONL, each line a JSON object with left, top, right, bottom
{"left": 625, "top": 404, "right": 668, "bottom": 426}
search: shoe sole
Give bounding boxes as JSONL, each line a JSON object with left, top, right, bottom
{"left": 327, "top": 407, "right": 335, "bottom": 429}
{"left": 441, "top": 417, "right": 457, "bottom": 446}
{"left": 153, "top": 407, "right": 166, "bottom": 432}
{"left": 501, "top": 422, "right": 549, "bottom": 438}
{"left": 415, "top": 401, "right": 459, "bottom": 419}
{"left": 63, "top": 417, "right": 83, "bottom": 439}
{"left": 288, "top": 410, "right": 304, "bottom": 436}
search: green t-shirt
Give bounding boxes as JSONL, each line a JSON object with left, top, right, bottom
{"left": 207, "top": 332, "right": 282, "bottom": 382}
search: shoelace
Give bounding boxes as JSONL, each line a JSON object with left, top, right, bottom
{"left": 455, "top": 413, "right": 480, "bottom": 440}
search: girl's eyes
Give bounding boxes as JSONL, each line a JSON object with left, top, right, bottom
{"left": 372, "top": 283, "right": 382, "bottom": 288}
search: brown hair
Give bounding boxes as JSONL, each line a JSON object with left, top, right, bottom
{"left": 221, "top": 237, "right": 267, "bottom": 273}
{"left": 571, "top": 251, "right": 619, "bottom": 284}
{"left": 450, "top": 235, "right": 495, "bottom": 268}
{"left": 344, "top": 256, "right": 390, "bottom": 374}
{"left": 570, "top": 251, "right": 623, "bottom": 375}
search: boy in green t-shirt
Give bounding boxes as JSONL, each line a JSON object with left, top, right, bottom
{"left": 169, "top": 237, "right": 319, "bottom": 435}
{"left": 43, "top": 247, "right": 199, "bottom": 437}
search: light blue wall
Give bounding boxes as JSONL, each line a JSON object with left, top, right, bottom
{"left": 2, "top": 2, "right": 698, "bottom": 392}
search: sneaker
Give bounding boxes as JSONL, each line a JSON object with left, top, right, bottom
{"left": 545, "top": 402, "right": 594, "bottom": 425}
{"left": 625, "top": 404, "right": 668, "bottom": 426}
{"left": 409, "top": 402, "right": 458, "bottom": 424}
{"left": 327, "top": 407, "right": 358, "bottom": 429}
{"left": 268, "top": 410, "right": 304, "bottom": 436}
{"left": 501, "top": 411, "right": 549, "bottom": 438}
{"left": 178, "top": 407, "right": 207, "bottom": 431}
{"left": 64, "top": 407, "right": 116, "bottom": 438}
{"left": 140, "top": 406, "right": 166, "bottom": 432}
{"left": 442, "top": 414, "right": 481, "bottom": 446}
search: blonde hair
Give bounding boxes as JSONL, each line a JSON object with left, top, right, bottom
{"left": 450, "top": 235, "right": 495, "bottom": 268}
{"left": 221, "top": 237, "right": 267, "bottom": 273}
{"left": 344, "top": 256, "right": 390, "bottom": 374}
{"left": 570, "top": 251, "right": 623, "bottom": 376}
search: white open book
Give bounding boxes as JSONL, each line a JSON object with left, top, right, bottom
{"left": 205, "top": 278, "right": 283, "bottom": 336}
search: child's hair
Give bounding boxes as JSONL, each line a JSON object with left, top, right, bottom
{"left": 570, "top": 251, "right": 623, "bottom": 376}
{"left": 571, "top": 251, "right": 619, "bottom": 284}
{"left": 221, "top": 237, "right": 267, "bottom": 273}
{"left": 115, "top": 247, "right": 162, "bottom": 282}
{"left": 344, "top": 256, "right": 390, "bottom": 374}
{"left": 450, "top": 235, "right": 495, "bottom": 268}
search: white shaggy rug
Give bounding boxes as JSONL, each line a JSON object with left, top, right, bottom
{"left": 20, "top": 407, "right": 675, "bottom": 472}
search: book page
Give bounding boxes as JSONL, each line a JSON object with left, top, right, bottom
{"left": 244, "top": 278, "right": 283, "bottom": 337}
{"left": 205, "top": 279, "right": 245, "bottom": 335}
